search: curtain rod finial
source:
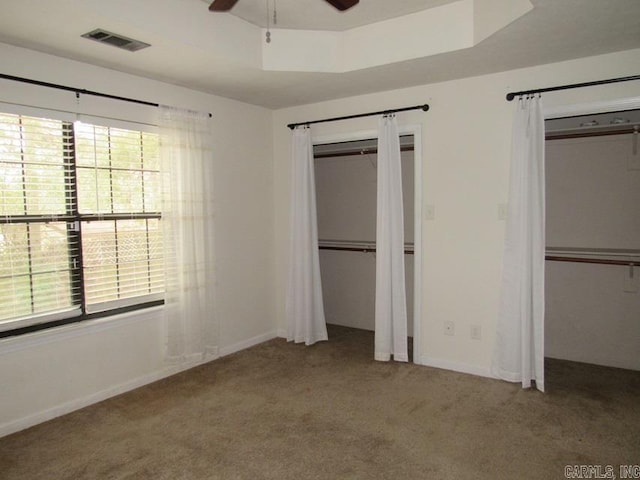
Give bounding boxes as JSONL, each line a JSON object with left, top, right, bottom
{"left": 506, "top": 93, "right": 516, "bottom": 101}
{"left": 421, "top": 104, "right": 429, "bottom": 111}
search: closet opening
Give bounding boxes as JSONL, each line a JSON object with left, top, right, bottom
{"left": 544, "top": 108, "right": 640, "bottom": 372}
{"left": 313, "top": 134, "right": 419, "bottom": 362}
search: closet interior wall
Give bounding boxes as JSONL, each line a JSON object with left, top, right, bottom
{"left": 545, "top": 118, "right": 640, "bottom": 371}
{"left": 314, "top": 138, "right": 414, "bottom": 336}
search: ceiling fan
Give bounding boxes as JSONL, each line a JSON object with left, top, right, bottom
{"left": 209, "top": 0, "right": 359, "bottom": 12}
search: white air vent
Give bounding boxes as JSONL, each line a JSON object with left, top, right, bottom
{"left": 81, "top": 29, "right": 150, "bottom": 52}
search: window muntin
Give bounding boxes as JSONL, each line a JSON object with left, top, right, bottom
{"left": 0, "top": 222, "right": 75, "bottom": 321}
{"left": 74, "top": 124, "right": 161, "bottom": 215}
{"left": 0, "top": 112, "right": 163, "bottom": 334}
{"left": 83, "top": 219, "right": 164, "bottom": 312}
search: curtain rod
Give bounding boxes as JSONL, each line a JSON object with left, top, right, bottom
{"left": 287, "top": 103, "right": 429, "bottom": 130}
{"left": 545, "top": 255, "right": 638, "bottom": 267}
{"left": 0, "top": 73, "right": 212, "bottom": 118}
{"left": 506, "top": 75, "right": 640, "bottom": 101}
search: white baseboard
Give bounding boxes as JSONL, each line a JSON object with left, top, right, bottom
{"left": 219, "top": 330, "right": 278, "bottom": 357}
{"left": 276, "top": 328, "right": 287, "bottom": 338}
{"left": 0, "top": 367, "right": 176, "bottom": 439}
{"left": 420, "top": 356, "right": 495, "bottom": 379}
{"left": 1, "top": 330, "right": 277, "bottom": 439}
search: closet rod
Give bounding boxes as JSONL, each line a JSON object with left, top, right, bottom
{"left": 319, "top": 245, "right": 414, "bottom": 255}
{"left": 314, "top": 145, "right": 414, "bottom": 159}
{"left": 287, "top": 103, "right": 429, "bottom": 130}
{"left": 545, "top": 256, "right": 638, "bottom": 267}
{"left": 505, "top": 74, "right": 640, "bottom": 101}
{"left": 0, "top": 73, "right": 213, "bottom": 117}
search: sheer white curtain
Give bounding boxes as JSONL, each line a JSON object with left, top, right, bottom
{"left": 159, "top": 106, "right": 218, "bottom": 364}
{"left": 375, "top": 115, "right": 408, "bottom": 362}
{"left": 492, "top": 95, "right": 545, "bottom": 391}
{"left": 286, "top": 126, "right": 328, "bottom": 345}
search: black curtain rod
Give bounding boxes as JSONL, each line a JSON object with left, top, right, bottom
{"left": 0, "top": 73, "right": 212, "bottom": 118}
{"left": 506, "top": 75, "right": 640, "bottom": 101}
{"left": 287, "top": 103, "right": 429, "bottom": 130}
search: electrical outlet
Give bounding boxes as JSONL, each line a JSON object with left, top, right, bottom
{"left": 444, "top": 321, "right": 454, "bottom": 336}
{"left": 470, "top": 325, "right": 482, "bottom": 340}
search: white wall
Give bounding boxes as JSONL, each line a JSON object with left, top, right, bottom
{"left": 315, "top": 151, "right": 415, "bottom": 243}
{"left": 546, "top": 261, "right": 639, "bottom": 370}
{"left": 0, "top": 43, "right": 276, "bottom": 436}
{"left": 319, "top": 251, "right": 415, "bottom": 337}
{"left": 272, "top": 48, "right": 640, "bottom": 377}
{"left": 546, "top": 135, "right": 640, "bottom": 250}
{"left": 545, "top": 134, "right": 640, "bottom": 370}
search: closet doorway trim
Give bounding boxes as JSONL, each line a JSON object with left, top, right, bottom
{"left": 312, "top": 124, "right": 423, "bottom": 364}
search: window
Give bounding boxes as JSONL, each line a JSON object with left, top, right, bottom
{"left": 0, "top": 113, "right": 163, "bottom": 336}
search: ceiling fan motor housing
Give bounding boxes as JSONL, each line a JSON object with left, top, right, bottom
{"left": 209, "top": 0, "right": 359, "bottom": 12}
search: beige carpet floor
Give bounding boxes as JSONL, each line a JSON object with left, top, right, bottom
{"left": 1, "top": 324, "right": 639, "bottom": 479}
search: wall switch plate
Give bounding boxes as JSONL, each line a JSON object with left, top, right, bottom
{"left": 444, "top": 321, "right": 454, "bottom": 336}
{"left": 470, "top": 325, "right": 482, "bottom": 340}
{"left": 624, "top": 265, "right": 639, "bottom": 293}
{"left": 425, "top": 205, "right": 435, "bottom": 220}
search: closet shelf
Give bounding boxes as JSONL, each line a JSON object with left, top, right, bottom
{"left": 318, "top": 239, "right": 414, "bottom": 255}
{"left": 317, "top": 244, "right": 638, "bottom": 264}
{"left": 545, "top": 247, "right": 640, "bottom": 267}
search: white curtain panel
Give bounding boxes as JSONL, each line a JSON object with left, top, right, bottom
{"left": 286, "top": 126, "right": 328, "bottom": 345}
{"left": 492, "top": 96, "right": 545, "bottom": 391}
{"left": 375, "top": 115, "right": 408, "bottom": 362}
{"left": 159, "top": 106, "right": 218, "bottom": 364}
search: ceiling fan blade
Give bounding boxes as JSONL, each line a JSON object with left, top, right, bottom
{"left": 209, "top": 0, "right": 239, "bottom": 12}
{"left": 325, "top": 0, "right": 359, "bottom": 11}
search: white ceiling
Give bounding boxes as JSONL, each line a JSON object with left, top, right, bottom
{"left": 0, "top": 0, "right": 639, "bottom": 109}
{"left": 216, "top": 0, "right": 455, "bottom": 31}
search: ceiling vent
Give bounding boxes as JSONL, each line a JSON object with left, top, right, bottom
{"left": 81, "top": 29, "right": 150, "bottom": 52}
